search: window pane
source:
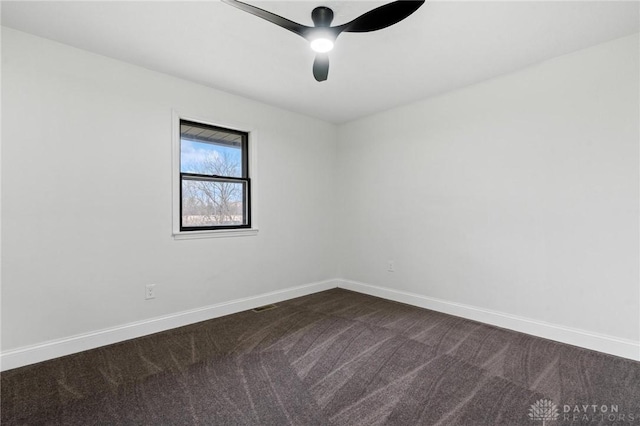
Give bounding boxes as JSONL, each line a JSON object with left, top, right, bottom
{"left": 182, "top": 179, "right": 247, "bottom": 228}
{"left": 180, "top": 122, "right": 245, "bottom": 178}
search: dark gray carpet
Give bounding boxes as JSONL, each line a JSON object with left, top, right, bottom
{"left": 2, "top": 288, "right": 640, "bottom": 425}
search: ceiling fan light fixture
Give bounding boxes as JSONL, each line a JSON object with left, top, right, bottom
{"left": 221, "top": 0, "right": 426, "bottom": 81}
{"left": 310, "top": 37, "right": 334, "bottom": 53}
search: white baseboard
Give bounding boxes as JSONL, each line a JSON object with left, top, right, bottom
{"left": 338, "top": 279, "right": 640, "bottom": 362}
{"left": 3, "top": 278, "right": 638, "bottom": 371}
{"left": 0, "top": 279, "right": 339, "bottom": 371}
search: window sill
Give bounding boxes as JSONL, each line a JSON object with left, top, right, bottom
{"left": 173, "top": 228, "right": 259, "bottom": 240}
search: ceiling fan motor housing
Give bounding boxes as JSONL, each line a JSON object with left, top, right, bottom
{"left": 311, "top": 7, "right": 334, "bottom": 27}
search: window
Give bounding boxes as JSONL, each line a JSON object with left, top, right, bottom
{"left": 179, "top": 119, "right": 251, "bottom": 231}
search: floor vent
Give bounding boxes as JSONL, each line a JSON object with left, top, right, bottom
{"left": 252, "top": 304, "right": 277, "bottom": 312}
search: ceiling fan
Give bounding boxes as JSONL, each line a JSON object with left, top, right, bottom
{"left": 221, "top": 0, "right": 426, "bottom": 82}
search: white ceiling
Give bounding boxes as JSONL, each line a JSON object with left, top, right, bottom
{"left": 2, "top": 1, "right": 638, "bottom": 123}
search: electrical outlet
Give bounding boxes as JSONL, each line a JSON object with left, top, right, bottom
{"left": 145, "top": 284, "right": 156, "bottom": 300}
{"left": 387, "top": 260, "right": 395, "bottom": 272}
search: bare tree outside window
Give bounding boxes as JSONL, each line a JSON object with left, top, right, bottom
{"left": 182, "top": 152, "right": 244, "bottom": 226}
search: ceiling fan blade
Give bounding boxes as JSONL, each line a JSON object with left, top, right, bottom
{"left": 313, "top": 54, "right": 329, "bottom": 82}
{"left": 221, "top": 0, "right": 311, "bottom": 38}
{"left": 338, "top": 0, "right": 425, "bottom": 33}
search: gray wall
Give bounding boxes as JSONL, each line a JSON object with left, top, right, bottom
{"left": 337, "top": 34, "right": 639, "bottom": 341}
{"left": 1, "top": 28, "right": 338, "bottom": 350}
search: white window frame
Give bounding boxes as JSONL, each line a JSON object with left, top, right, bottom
{"left": 172, "top": 110, "right": 258, "bottom": 239}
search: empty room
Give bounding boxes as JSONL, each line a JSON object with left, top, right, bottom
{"left": 1, "top": 0, "right": 639, "bottom": 424}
